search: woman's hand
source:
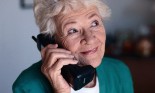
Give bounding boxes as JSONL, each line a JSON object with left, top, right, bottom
{"left": 41, "top": 44, "right": 78, "bottom": 93}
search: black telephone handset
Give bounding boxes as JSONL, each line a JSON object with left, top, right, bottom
{"left": 32, "top": 34, "right": 96, "bottom": 91}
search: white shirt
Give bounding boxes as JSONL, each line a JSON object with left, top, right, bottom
{"left": 71, "top": 77, "right": 99, "bottom": 93}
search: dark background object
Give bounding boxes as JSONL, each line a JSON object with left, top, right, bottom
{"left": 20, "top": 0, "right": 33, "bottom": 9}
{"left": 117, "top": 57, "right": 155, "bottom": 93}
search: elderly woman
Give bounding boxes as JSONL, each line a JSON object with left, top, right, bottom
{"left": 13, "top": 0, "right": 133, "bottom": 93}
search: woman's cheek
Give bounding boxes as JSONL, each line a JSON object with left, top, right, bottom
{"left": 99, "top": 29, "right": 106, "bottom": 42}
{"left": 62, "top": 38, "right": 80, "bottom": 52}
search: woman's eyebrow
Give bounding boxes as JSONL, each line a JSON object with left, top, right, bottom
{"left": 87, "top": 13, "right": 99, "bottom": 19}
{"left": 64, "top": 21, "right": 77, "bottom": 28}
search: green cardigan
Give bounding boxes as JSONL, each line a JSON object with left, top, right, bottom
{"left": 13, "top": 57, "right": 134, "bottom": 93}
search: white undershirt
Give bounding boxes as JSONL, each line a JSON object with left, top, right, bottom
{"left": 71, "top": 77, "right": 99, "bottom": 93}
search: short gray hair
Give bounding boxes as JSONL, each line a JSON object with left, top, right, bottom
{"left": 33, "top": 0, "right": 111, "bottom": 36}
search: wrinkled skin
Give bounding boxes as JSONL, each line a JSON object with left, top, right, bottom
{"left": 41, "top": 6, "right": 106, "bottom": 93}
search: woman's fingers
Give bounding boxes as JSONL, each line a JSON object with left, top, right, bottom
{"left": 41, "top": 44, "right": 71, "bottom": 60}
{"left": 46, "top": 58, "right": 78, "bottom": 82}
{"left": 52, "top": 58, "right": 78, "bottom": 72}
{"left": 42, "top": 52, "right": 74, "bottom": 70}
{"left": 44, "top": 48, "right": 72, "bottom": 62}
{"left": 40, "top": 44, "right": 77, "bottom": 93}
{"left": 40, "top": 44, "right": 76, "bottom": 75}
{"left": 41, "top": 44, "right": 58, "bottom": 59}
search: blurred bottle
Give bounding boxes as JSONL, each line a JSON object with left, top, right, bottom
{"left": 136, "top": 25, "right": 153, "bottom": 57}
{"left": 136, "top": 37, "right": 153, "bottom": 57}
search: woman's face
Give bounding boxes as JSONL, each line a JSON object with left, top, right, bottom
{"left": 55, "top": 6, "right": 106, "bottom": 68}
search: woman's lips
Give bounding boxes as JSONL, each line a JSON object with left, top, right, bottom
{"left": 81, "top": 47, "right": 98, "bottom": 55}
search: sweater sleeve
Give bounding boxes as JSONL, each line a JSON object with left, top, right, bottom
{"left": 12, "top": 78, "right": 46, "bottom": 93}
{"left": 12, "top": 61, "right": 54, "bottom": 93}
{"left": 109, "top": 58, "right": 134, "bottom": 93}
{"left": 97, "top": 57, "right": 134, "bottom": 93}
{"left": 118, "top": 61, "right": 134, "bottom": 93}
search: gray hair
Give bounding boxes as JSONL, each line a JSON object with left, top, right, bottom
{"left": 33, "top": 0, "right": 111, "bottom": 36}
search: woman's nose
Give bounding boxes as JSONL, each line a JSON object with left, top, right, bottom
{"left": 80, "top": 29, "right": 95, "bottom": 45}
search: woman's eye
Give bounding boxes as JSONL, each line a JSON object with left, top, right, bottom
{"left": 91, "top": 20, "right": 99, "bottom": 27}
{"left": 68, "top": 28, "right": 78, "bottom": 35}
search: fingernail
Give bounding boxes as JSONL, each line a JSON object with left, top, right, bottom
{"left": 74, "top": 60, "right": 78, "bottom": 63}
{"left": 75, "top": 61, "right": 79, "bottom": 63}
{"left": 54, "top": 44, "right": 58, "bottom": 47}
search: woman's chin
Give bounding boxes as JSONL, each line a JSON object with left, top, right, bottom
{"left": 92, "top": 61, "right": 101, "bottom": 68}
{"left": 75, "top": 53, "right": 103, "bottom": 68}
{"left": 86, "top": 59, "right": 102, "bottom": 68}
{"left": 77, "top": 59, "right": 101, "bottom": 68}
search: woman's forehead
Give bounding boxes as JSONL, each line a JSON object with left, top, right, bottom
{"left": 56, "top": 6, "right": 100, "bottom": 24}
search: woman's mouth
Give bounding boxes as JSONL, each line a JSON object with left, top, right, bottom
{"left": 81, "top": 47, "right": 98, "bottom": 55}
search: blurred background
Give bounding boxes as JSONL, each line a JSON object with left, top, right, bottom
{"left": 0, "top": 0, "right": 155, "bottom": 93}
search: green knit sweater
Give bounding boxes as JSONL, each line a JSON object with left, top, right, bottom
{"left": 13, "top": 57, "right": 134, "bottom": 93}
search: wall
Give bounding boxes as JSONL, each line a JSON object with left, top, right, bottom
{"left": 0, "top": 0, "right": 40, "bottom": 93}
{"left": 0, "top": 0, "right": 150, "bottom": 93}
{"left": 105, "top": 0, "right": 149, "bottom": 32}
